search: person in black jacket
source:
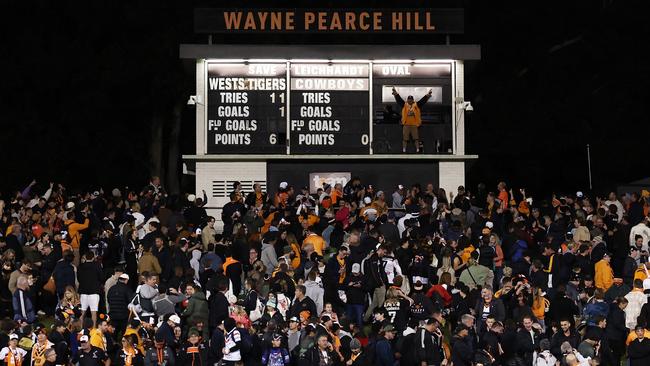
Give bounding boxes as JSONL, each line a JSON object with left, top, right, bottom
{"left": 107, "top": 273, "right": 134, "bottom": 337}
{"left": 550, "top": 318, "right": 581, "bottom": 360}
{"left": 623, "top": 247, "right": 640, "bottom": 287}
{"left": 414, "top": 318, "right": 446, "bottom": 366}
{"left": 628, "top": 325, "right": 650, "bottom": 366}
{"left": 53, "top": 250, "right": 76, "bottom": 298}
{"left": 77, "top": 252, "right": 104, "bottom": 327}
{"left": 451, "top": 325, "right": 474, "bottom": 366}
{"left": 48, "top": 320, "right": 71, "bottom": 366}
{"left": 607, "top": 297, "right": 630, "bottom": 366}
{"left": 547, "top": 285, "right": 580, "bottom": 326}
{"left": 475, "top": 287, "right": 506, "bottom": 333}
{"left": 324, "top": 245, "right": 349, "bottom": 311}
{"left": 208, "top": 279, "right": 230, "bottom": 334}
{"left": 289, "top": 285, "right": 317, "bottom": 321}
{"left": 362, "top": 245, "right": 388, "bottom": 322}
{"left": 300, "top": 333, "right": 337, "bottom": 366}
{"left": 516, "top": 316, "right": 542, "bottom": 365}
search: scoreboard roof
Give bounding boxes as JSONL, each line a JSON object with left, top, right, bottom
{"left": 179, "top": 44, "right": 481, "bottom": 61}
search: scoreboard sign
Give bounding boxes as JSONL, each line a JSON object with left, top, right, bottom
{"left": 289, "top": 64, "right": 369, "bottom": 154}
{"left": 205, "top": 61, "right": 452, "bottom": 155}
{"left": 207, "top": 63, "right": 287, "bottom": 154}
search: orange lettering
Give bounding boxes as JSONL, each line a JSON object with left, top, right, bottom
{"left": 223, "top": 12, "right": 242, "bottom": 30}
{"left": 359, "top": 12, "right": 370, "bottom": 30}
{"left": 257, "top": 12, "right": 268, "bottom": 30}
{"left": 392, "top": 12, "right": 402, "bottom": 30}
{"left": 271, "top": 12, "right": 282, "bottom": 30}
{"left": 286, "top": 12, "right": 294, "bottom": 30}
{"left": 244, "top": 12, "right": 256, "bottom": 30}
{"left": 373, "top": 12, "right": 382, "bottom": 30}
{"left": 318, "top": 12, "right": 327, "bottom": 30}
{"left": 345, "top": 12, "right": 356, "bottom": 30}
{"left": 426, "top": 12, "right": 435, "bottom": 30}
{"left": 330, "top": 12, "right": 342, "bottom": 30}
{"left": 304, "top": 12, "right": 315, "bottom": 30}
{"left": 406, "top": 12, "right": 411, "bottom": 30}
{"left": 414, "top": 12, "right": 423, "bottom": 30}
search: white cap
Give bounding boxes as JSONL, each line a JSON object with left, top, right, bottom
{"left": 119, "top": 273, "right": 130, "bottom": 280}
{"left": 195, "top": 228, "right": 202, "bottom": 235}
{"left": 279, "top": 181, "right": 288, "bottom": 189}
{"left": 65, "top": 202, "right": 75, "bottom": 210}
{"left": 169, "top": 314, "right": 181, "bottom": 324}
{"left": 187, "top": 194, "right": 196, "bottom": 202}
{"left": 111, "top": 188, "right": 122, "bottom": 197}
{"left": 398, "top": 184, "right": 404, "bottom": 190}
{"left": 485, "top": 221, "right": 494, "bottom": 229}
{"left": 132, "top": 212, "right": 145, "bottom": 228}
{"left": 363, "top": 197, "right": 372, "bottom": 204}
{"left": 79, "top": 335, "right": 89, "bottom": 342}
{"left": 9, "top": 333, "right": 18, "bottom": 341}
{"left": 351, "top": 263, "right": 361, "bottom": 273}
{"left": 576, "top": 191, "right": 584, "bottom": 198}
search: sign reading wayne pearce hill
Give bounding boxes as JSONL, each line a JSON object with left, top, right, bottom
{"left": 194, "top": 8, "right": 464, "bottom": 34}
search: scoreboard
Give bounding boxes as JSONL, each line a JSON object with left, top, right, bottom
{"left": 206, "top": 61, "right": 451, "bottom": 154}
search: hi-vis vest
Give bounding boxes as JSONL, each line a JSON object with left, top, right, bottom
{"left": 30, "top": 342, "right": 52, "bottom": 366}
{"left": 401, "top": 103, "right": 422, "bottom": 126}
{"left": 1, "top": 347, "right": 26, "bottom": 366}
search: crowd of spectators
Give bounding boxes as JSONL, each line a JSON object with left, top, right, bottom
{"left": 2, "top": 176, "right": 650, "bottom": 366}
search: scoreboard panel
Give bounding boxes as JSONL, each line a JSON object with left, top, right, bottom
{"left": 205, "top": 61, "right": 452, "bottom": 155}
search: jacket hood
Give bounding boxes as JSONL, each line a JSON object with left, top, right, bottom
{"left": 192, "top": 290, "right": 206, "bottom": 301}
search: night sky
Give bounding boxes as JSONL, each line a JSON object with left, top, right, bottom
{"left": 3, "top": 1, "right": 648, "bottom": 198}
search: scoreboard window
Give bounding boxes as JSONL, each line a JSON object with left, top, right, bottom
{"left": 206, "top": 63, "right": 287, "bottom": 154}
{"left": 203, "top": 60, "right": 454, "bottom": 155}
{"left": 289, "top": 63, "right": 370, "bottom": 154}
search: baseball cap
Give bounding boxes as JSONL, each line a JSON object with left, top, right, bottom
{"left": 169, "top": 314, "right": 181, "bottom": 325}
{"left": 289, "top": 316, "right": 299, "bottom": 323}
{"left": 272, "top": 333, "right": 283, "bottom": 341}
{"left": 351, "top": 263, "right": 361, "bottom": 273}
{"left": 279, "top": 182, "right": 288, "bottom": 189}
{"left": 79, "top": 335, "right": 89, "bottom": 343}
{"left": 382, "top": 324, "right": 396, "bottom": 333}
{"left": 119, "top": 273, "right": 130, "bottom": 280}
{"left": 9, "top": 333, "right": 18, "bottom": 341}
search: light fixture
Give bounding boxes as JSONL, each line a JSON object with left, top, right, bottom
{"left": 187, "top": 95, "right": 204, "bottom": 106}
{"left": 455, "top": 99, "right": 473, "bottom": 112}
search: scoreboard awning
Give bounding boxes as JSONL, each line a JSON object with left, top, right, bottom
{"left": 179, "top": 44, "right": 481, "bottom": 61}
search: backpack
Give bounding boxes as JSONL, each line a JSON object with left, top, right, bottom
{"left": 364, "top": 340, "right": 378, "bottom": 364}
{"left": 249, "top": 292, "right": 265, "bottom": 322}
{"left": 238, "top": 327, "right": 253, "bottom": 357}
{"left": 152, "top": 293, "right": 172, "bottom": 316}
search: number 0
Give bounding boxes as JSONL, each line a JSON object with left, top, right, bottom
{"left": 269, "top": 134, "right": 277, "bottom": 144}
{"left": 361, "top": 134, "right": 369, "bottom": 145}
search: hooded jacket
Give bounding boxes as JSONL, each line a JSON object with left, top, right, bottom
{"left": 261, "top": 242, "right": 278, "bottom": 275}
{"left": 182, "top": 290, "right": 209, "bottom": 326}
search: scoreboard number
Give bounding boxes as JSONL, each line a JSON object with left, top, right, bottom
{"left": 269, "top": 92, "right": 285, "bottom": 104}
{"left": 361, "top": 134, "right": 369, "bottom": 145}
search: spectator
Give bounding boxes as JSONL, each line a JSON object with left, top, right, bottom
{"left": 12, "top": 275, "right": 35, "bottom": 324}
{"left": 628, "top": 325, "right": 650, "bottom": 366}
{"left": 107, "top": 273, "right": 134, "bottom": 335}
{"left": 78, "top": 252, "right": 104, "bottom": 327}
